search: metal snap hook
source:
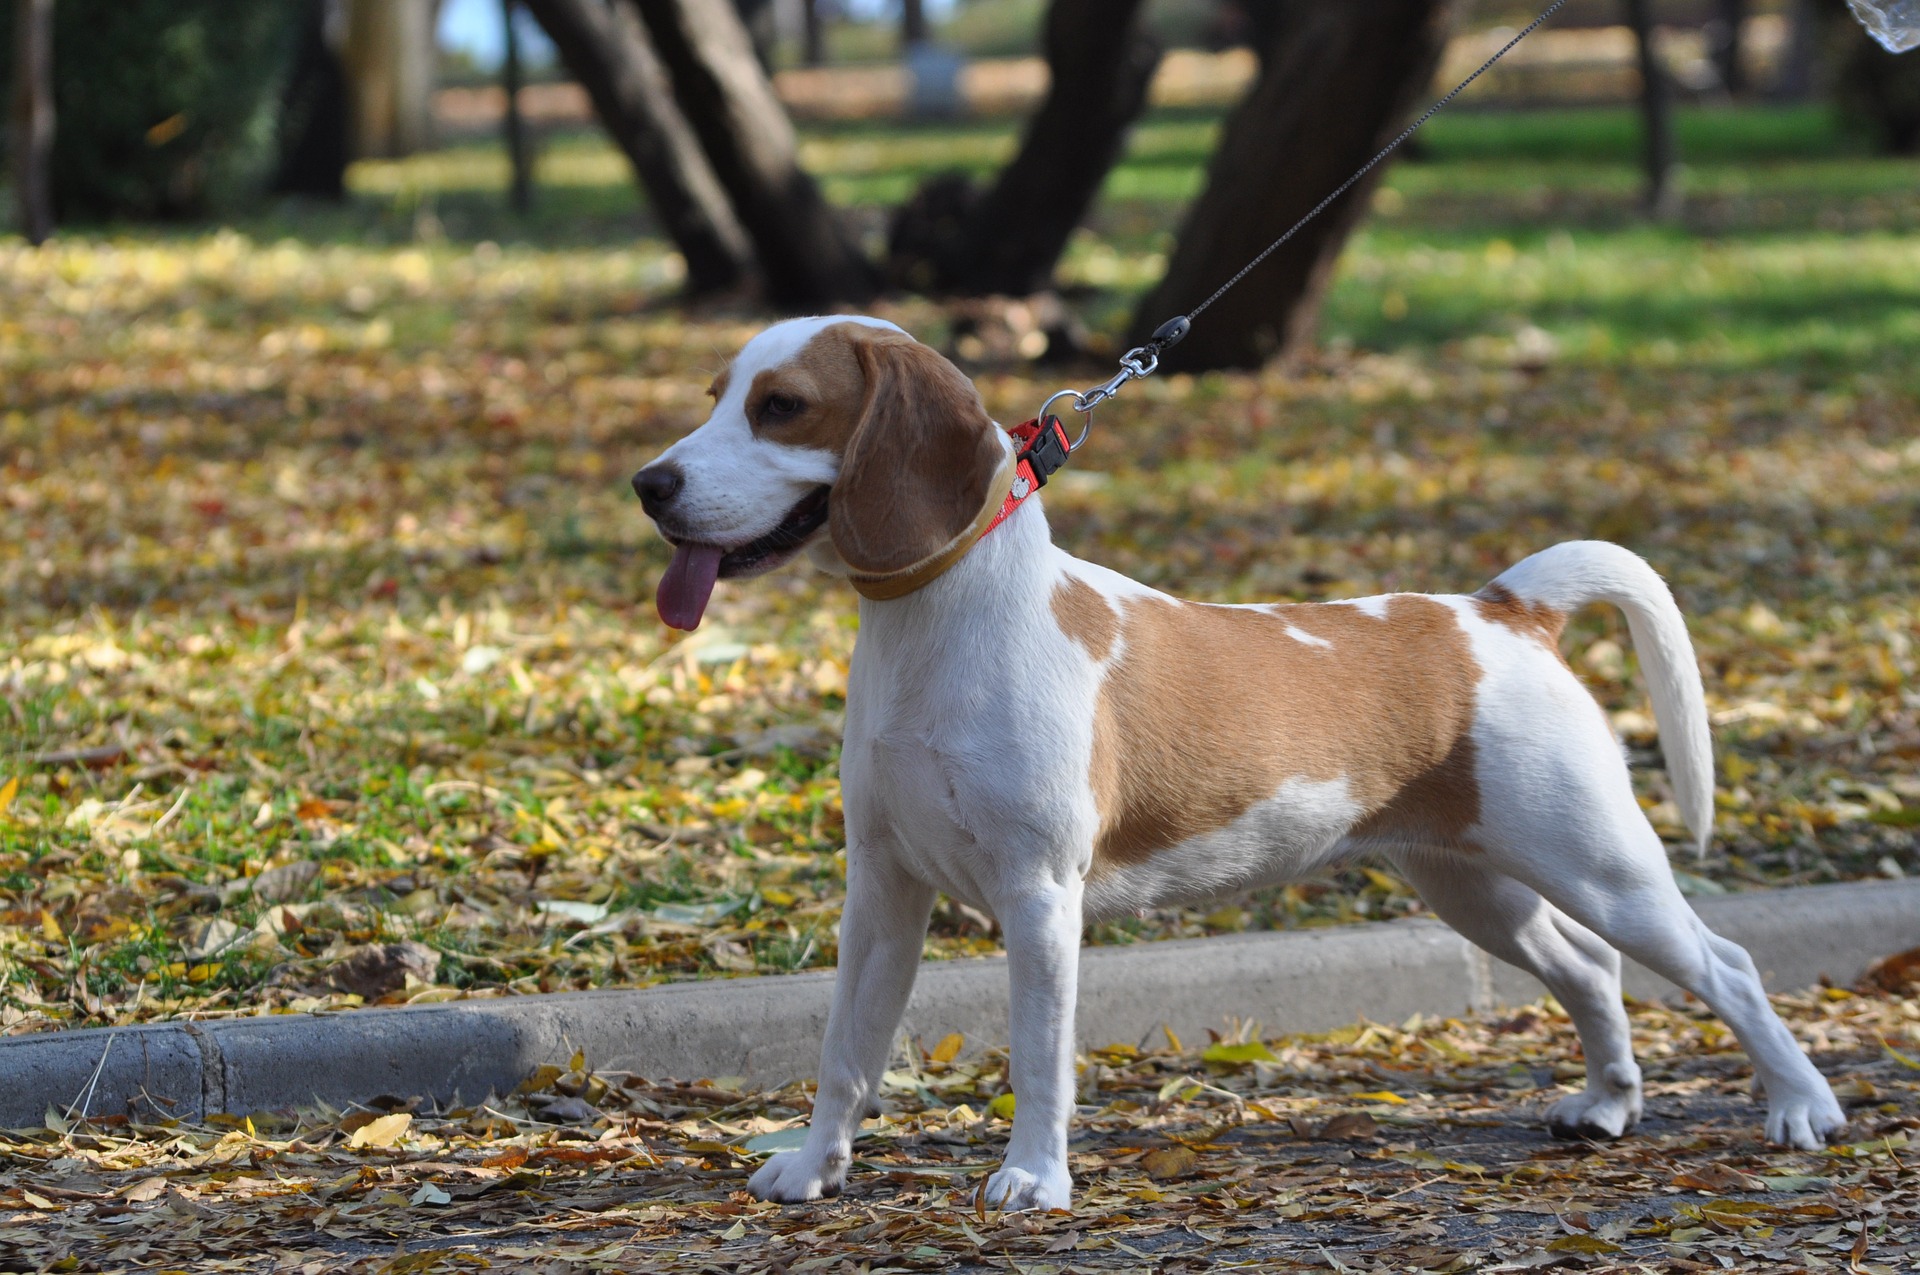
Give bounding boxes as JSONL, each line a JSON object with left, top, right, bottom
{"left": 1037, "top": 388, "right": 1093, "bottom": 451}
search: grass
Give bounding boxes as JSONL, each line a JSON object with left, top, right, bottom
{"left": 1, "top": 103, "right": 1916, "bottom": 1031}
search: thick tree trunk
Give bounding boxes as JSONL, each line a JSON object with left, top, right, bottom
{"left": 8, "top": 0, "right": 55, "bottom": 244}
{"left": 272, "top": 0, "right": 351, "bottom": 198}
{"left": 918, "top": 0, "right": 1159, "bottom": 297}
{"left": 343, "top": 0, "right": 438, "bottom": 158}
{"left": 901, "top": 0, "right": 928, "bottom": 47}
{"left": 1627, "top": 0, "right": 1679, "bottom": 217}
{"left": 1128, "top": 0, "right": 1453, "bottom": 371}
{"left": 522, "top": 0, "right": 752, "bottom": 294}
{"left": 734, "top": 0, "right": 777, "bottom": 71}
{"left": 635, "top": 0, "right": 877, "bottom": 306}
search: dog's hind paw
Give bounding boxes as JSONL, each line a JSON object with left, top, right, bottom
{"left": 748, "top": 1146, "right": 847, "bottom": 1203}
{"left": 1765, "top": 1088, "right": 1847, "bottom": 1151}
{"left": 982, "top": 1163, "right": 1071, "bottom": 1213}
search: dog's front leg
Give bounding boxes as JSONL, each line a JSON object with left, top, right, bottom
{"left": 983, "top": 877, "right": 1083, "bottom": 1212}
{"left": 748, "top": 852, "right": 934, "bottom": 1203}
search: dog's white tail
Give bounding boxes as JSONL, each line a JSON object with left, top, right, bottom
{"left": 1489, "top": 541, "right": 1714, "bottom": 854}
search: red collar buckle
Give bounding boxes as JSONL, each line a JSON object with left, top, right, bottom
{"left": 983, "top": 415, "right": 1073, "bottom": 537}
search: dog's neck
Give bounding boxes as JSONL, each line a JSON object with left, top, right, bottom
{"left": 852, "top": 491, "right": 1059, "bottom": 663}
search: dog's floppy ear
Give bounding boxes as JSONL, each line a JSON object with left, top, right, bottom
{"left": 830, "top": 333, "right": 1011, "bottom": 600}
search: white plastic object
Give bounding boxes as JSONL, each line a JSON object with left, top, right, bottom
{"left": 1847, "top": 0, "right": 1920, "bottom": 53}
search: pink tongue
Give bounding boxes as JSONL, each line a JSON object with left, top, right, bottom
{"left": 657, "top": 543, "right": 724, "bottom": 631}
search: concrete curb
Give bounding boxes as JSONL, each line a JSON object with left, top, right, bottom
{"left": 4, "top": 879, "right": 1915, "bottom": 1128}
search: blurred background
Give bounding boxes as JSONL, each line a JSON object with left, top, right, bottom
{"left": 1, "top": 1, "right": 1916, "bottom": 1030}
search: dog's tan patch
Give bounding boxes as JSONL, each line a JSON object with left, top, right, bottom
{"left": 1087, "top": 595, "right": 1483, "bottom": 870}
{"left": 744, "top": 322, "right": 871, "bottom": 455}
{"left": 1474, "top": 583, "right": 1567, "bottom": 651}
{"left": 707, "top": 367, "right": 730, "bottom": 403}
{"left": 1051, "top": 576, "right": 1118, "bottom": 662}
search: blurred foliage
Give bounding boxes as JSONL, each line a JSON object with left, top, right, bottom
{"left": 0, "top": 105, "right": 1916, "bottom": 1030}
{"left": 0, "top": 0, "right": 299, "bottom": 220}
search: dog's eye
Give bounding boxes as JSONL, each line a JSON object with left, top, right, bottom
{"left": 763, "top": 392, "right": 804, "bottom": 420}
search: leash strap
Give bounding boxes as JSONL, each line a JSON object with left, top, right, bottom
{"left": 1043, "top": 0, "right": 1572, "bottom": 427}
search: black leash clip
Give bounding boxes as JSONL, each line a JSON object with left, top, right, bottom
{"left": 1020, "top": 415, "right": 1073, "bottom": 488}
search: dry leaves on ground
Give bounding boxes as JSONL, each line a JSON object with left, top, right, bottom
{"left": 3, "top": 144, "right": 1917, "bottom": 1030}
{"left": 3, "top": 983, "right": 1917, "bottom": 1272}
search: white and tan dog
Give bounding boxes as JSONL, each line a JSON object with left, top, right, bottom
{"left": 631, "top": 316, "right": 1845, "bottom": 1212}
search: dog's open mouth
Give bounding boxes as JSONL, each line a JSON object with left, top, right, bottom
{"left": 656, "top": 485, "right": 830, "bottom": 631}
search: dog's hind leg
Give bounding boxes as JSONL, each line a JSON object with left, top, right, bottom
{"left": 1479, "top": 792, "right": 1846, "bottom": 1150}
{"left": 1395, "top": 854, "right": 1643, "bottom": 1139}
{"left": 748, "top": 852, "right": 935, "bottom": 1203}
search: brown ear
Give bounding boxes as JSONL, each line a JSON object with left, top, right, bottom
{"left": 830, "top": 333, "right": 1009, "bottom": 594}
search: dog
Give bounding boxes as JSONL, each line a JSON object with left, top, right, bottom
{"left": 631, "top": 315, "right": 1846, "bottom": 1211}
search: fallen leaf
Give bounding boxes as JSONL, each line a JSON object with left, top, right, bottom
{"left": 346, "top": 1112, "right": 412, "bottom": 1149}
{"left": 328, "top": 942, "right": 440, "bottom": 998}
{"left": 1319, "top": 1112, "right": 1379, "bottom": 1140}
{"left": 1142, "top": 1146, "right": 1199, "bottom": 1180}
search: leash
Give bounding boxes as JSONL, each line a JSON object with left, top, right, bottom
{"left": 1018, "top": 0, "right": 1571, "bottom": 473}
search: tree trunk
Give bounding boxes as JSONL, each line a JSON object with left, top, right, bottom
{"left": 8, "top": 0, "right": 55, "bottom": 243}
{"left": 503, "top": 0, "right": 533, "bottom": 213}
{"left": 1708, "top": 0, "right": 1746, "bottom": 95}
{"left": 734, "top": 0, "right": 777, "bottom": 71}
{"left": 1128, "top": 0, "right": 1453, "bottom": 371}
{"left": 802, "top": 0, "right": 824, "bottom": 66}
{"left": 635, "top": 0, "right": 877, "bottom": 306}
{"left": 272, "top": 0, "right": 351, "bottom": 198}
{"left": 914, "top": 0, "right": 1159, "bottom": 297}
{"left": 901, "top": 0, "right": 927, "bottom": 47}
{"left": 1627, "top": 0, "right": 1679, "bottom": 217}
{"left": 343, "top": 0, "right": 438, "bottom": 158}
{"left": 522, "top": 0, "right": 752, "bottom": 294}
{"left": 1773, "top": 0, "right": 1820, "bottom": 99}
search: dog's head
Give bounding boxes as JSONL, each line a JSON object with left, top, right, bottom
{"left": 633, "top": 317, "right": 1010, "bottom": 630}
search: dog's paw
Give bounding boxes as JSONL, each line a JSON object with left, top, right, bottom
{"left": 1764, "top": 1086, "right": 1847, "bottom": 1151}
{"left": 1546, "top": 1067, "right": 1644, "bottom": 1141}
{"left": 981, "top": 1163, "right": 1072, "bottom": 1213}
{"left": 748, "top": 1146, "right": 848, "bottom": 1203}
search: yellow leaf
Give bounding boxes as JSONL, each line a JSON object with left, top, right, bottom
{"left": 346, "top": 1112, "right": 412, "bottom": 1149}
{"left": 720, "top": 1220, "right": 747, "bottom": 1241}
{"left": 1547, "top": 1235, "right": 1621, "bottom": 1254}
{"left": 1162, "top": 1024, "right": 1183, "bottom": 1052}
{"left": 1362, "top": 868, "right": 1404, "bottom": 893}
{"left": 516, "top": 1064, "right": 563, "bottom": 1094}
{"left": 988, "top": 1092, "right": 1017, "bottom": 1120}
{"left": 929, "top": 1032, "right": 964, "bottom": 1064}
{"left": 1881, "top": 1037, "right": 1920, "bottom": 1071}
{"left": 0, "top": 775, "right": 18, "bottom": 816}
{"left": 1201, "top": 1041, "right": 1279, "bottom": 1066}
{"left": 39, "top": 910, "right": 63, "bottom": 942}
{"left": 570, "top": 1049, "right": 586, "bottom": 1073}
{"left": 1351, "top": 1090, "right": 1407, "bottom": 1104}
{"left": 1143, "top": 1145, "right": 1199, "bottom": 1180}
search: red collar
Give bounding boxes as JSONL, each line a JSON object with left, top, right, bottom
{"left": 982, "top": 415, "right": 1073, "bottom": 538}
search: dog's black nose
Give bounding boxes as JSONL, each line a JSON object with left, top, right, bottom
{"left": 632, "top": 464, "right": 683, "bottom": 515}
